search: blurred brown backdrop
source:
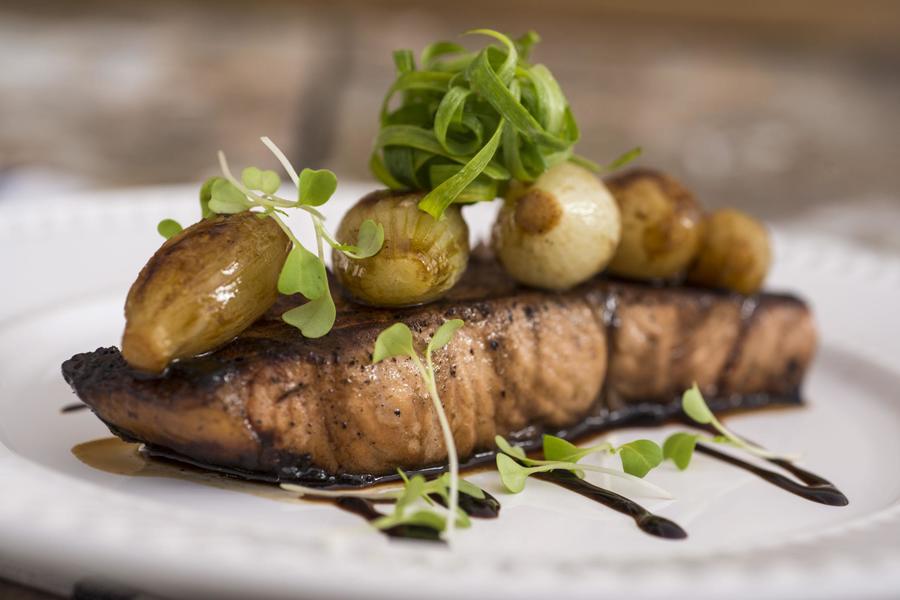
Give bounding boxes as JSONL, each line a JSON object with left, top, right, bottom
{"left": 1, "top": 0, "right": 899, "bottom": 223}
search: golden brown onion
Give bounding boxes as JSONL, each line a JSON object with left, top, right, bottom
{"left": 122, "top": 212, "right": 291, "bottom": 373}
{"left": 687, "top": 209, "right": 772, "bottom": 294}
{"left": 606, "top": 168, "right": 705, "bottom": 281}
{"left": 492, "top": 162, "right": 620, "bottom": 290}
{"left": 332, "top": 190, "right": 469, "bottom": 307}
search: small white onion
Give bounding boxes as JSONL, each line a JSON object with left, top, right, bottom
{"left": 492, "top": 162, "right": 621, "bottom": 290}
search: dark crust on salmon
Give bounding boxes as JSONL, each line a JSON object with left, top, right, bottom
{"left": 62, "top": 257, "right": 816, "bottom": 487}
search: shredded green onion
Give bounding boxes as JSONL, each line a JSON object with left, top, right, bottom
{"left": 371, "top": 29, "right": 586, "bottom": 219}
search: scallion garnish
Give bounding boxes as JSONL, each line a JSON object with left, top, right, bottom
{"left": 372, "top": 29, "right": 591, "bottom": 219}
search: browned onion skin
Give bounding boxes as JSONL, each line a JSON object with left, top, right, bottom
{"left": 605, "top": 168, "right": 705, "bottom": 282}
{"left": 122, "top": 212, "right": 291, "bottom": 373}
{"left": 687, "top": 209, "right": 772, "bottom": 295}
{"left": 333, "top": 190, "right": 470, "bottom": 307}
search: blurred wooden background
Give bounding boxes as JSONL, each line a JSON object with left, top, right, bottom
{"left": 2, "top": 0, "right": 899, "bottom": 226}
{"left": 0, "top": 1, "right": 899, "bottom": 597}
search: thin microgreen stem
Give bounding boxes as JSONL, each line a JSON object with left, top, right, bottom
{"left": 299, "top": 204, "right": 326, "bottom": 221}
{"left": 567, "top": 442, "right": 614, "bottom": 463}
{"left": 246, "top": 142, "right": 332, "bottom": 300}
{"left": 311, "top": 217, "right": 326, "bottom": 261}
{"left": 280, "top": 483, "right": 402, "bottom": 501}
{"left": 315, "top": 219, "right": 367, "bottom": 254}
{"left": 411, "top": 352, "right": 460, "bottom": 541}
{"left": 708, "top": 415, "right": 796, "bottom": 461}
{"left": 497, "top": 443, "right": 673, "bottom": 499}
{"left": 260, "top": 193, "right": 302, "bottom": 208}
{"left": 313, "top": 218, "right": 349, "bottom": 252}
{"left": 261, "top": 136, "right": 300, "bottom": 186}
{"left": 270, "top": 213, "right": 303, "bottom": 248}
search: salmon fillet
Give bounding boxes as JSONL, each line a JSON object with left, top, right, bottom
{"left": 61, "top": 257, "right": 816, "bottom": 485}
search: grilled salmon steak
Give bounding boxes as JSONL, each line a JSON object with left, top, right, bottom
{"left": 62, "top": 256, "right": 816, "bottom": 486}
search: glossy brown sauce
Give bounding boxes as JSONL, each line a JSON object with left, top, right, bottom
{"left": 73, "top": 437, "right": 502, "bottom": 542}
{"left": 73, "top": 425, "right": 847, "bottom": 545}
{"left": 72, "top": 438, "right": 305, "bottom": 504}
{"left": 696, "top": 443, "right": 849, "bottom": 506}
{"left": 535, "top": 470, "right": 687, "bottom": 539}
{"left": 335, "top": 497, "right": 444, "bottom": 543}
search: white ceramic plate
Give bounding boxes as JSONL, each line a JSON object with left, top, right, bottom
{"left": 1, "top": 185, "right": 899, "bottom": 599}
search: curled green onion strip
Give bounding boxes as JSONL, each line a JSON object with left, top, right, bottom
{"left": 371, "top": 29, "right": 585, "bottom": 219}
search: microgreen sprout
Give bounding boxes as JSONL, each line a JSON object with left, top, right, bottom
{"left": 156, "top": 218, "right": 183, "bottom": 240}
{"left": 541, "top": 434, "right": 663, "bottom": 478}
{"left": 371, "top": 472, "right": 471, "bottom": 533}
{"left": 282, "top": 475, "right": 472, "bottom": 533}
{"left": 373, "top": 29, "right": 640, "bottom": 219}
{"left": 280, "top": 472, "right": 485, "bottom": 504}
{"left": 494, "top": 435, "right": 672, "bottom": 499}
{"left": 662, "top": 383, "right": 799, "bottom": 470}
{"left": 157, "top": 136, "right": 385, "bottom": 339}
{"left": 372, "top": 319, "right": 465, "bottom": 539}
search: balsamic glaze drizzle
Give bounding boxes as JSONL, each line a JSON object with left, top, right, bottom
{"left": 696, "top": 444, "right": 849, "bottom": 506}
{"left": 535, "top": 470, "right": 687, "bottom": 540}
{"left": 334, "top": 489, "right": 501, "bottom": 542}
{"left": 60, "top": 402, "right": 89, "bottom": 414}
{"left": 335, "top": 497, "right": 444, "bottom": 543}
{"left": 430, "top": 490, "right": 502, "bottom": 519}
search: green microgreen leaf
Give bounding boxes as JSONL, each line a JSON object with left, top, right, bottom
{"left": 373, "top": 509, "right": 452, "bottom": 532}
{"left": 605, "top": 146, "right": 642, "bottom": 171}
{"left": 281, "top": 292, "right": 336, "bottom": 339}
{"left": 445, "top": 475, "right": 486, "bottom": 501}
{"left": 542, "top": 435, "right": 579, "bottom": 462}
{"left": 241, "top": 166, "right": 262, "bottom": 189}
{"left": 663, "top": 432, "right": 699, "bottom": 471}
{"left": 682, "top": 383, "right": 715, "bottom": 425}
{"left": 333, "top": 219, "right": 385, "bottom": 260}
{"left": 616, "top": 439, "right": 663, "bottom": 478}
{"left": 205, "top": 141, "right": 349, "bottom": 341}
{"left": 494, "top": 435, "right": 529, "bottom": 462}
{"left": 427, "top": 319, "right": 464, "bottom": 355}
{"left": 495, "top": 455, "right": 592, "bottom": 494}
{"left": 199, "top": 176, "right": 222, "bottom": 218}
{"left": 242, "top": 166, "right": 282, "bottom": 195}
{"left": 495, "top": 435, "right": 672, "bottom": 498}
{"left": 277, "top": 245, "right": 327, "bottom": 299}
{"left": 372, "top": 323, "right": 416, "bottom": 363}
{"left": 208, "top": 179, "right": 250, "bottom": 214}
{"left": 496, "top": 453, "right": 532, "bottom": 493}
{"left": 496, "top": 435, "right": 579, "bottom": 470}
{"left": 298, "top": 168, "right": 338, "bottom": 206}
{"left": 157, "top": 219, "right": 183, "bottom": 240}
{"left": 372, "top": 473, "right": 468, "bottom": 532}
{"left": 680, "top": 384, "right": 797, "bottom": 462}
{"left": 542, "top": 434, "right": 612, "bottom": 463}
{"left": 395, "top": 473, "right": 426, "bottom": 514}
